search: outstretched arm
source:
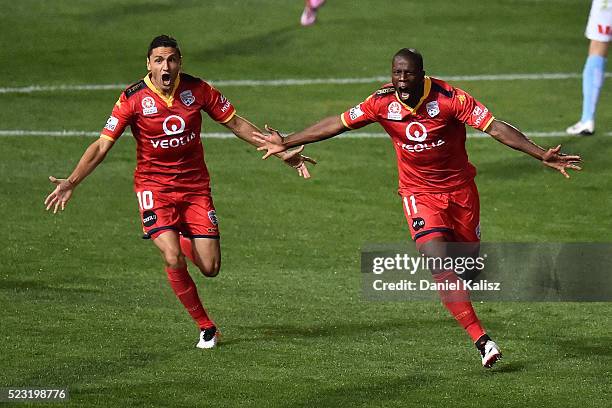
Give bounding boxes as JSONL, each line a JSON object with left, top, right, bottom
{"left": 223, "top": 114, "right": 316, "bottom": 178}
{"left": 485, "top": 119, "right": 582, "bottom": 178}
{"left": 253, "top": 115, "right": 348, "bottom": 159}
{"left": 44, "top": 137, "right": 114, "bottom": 213}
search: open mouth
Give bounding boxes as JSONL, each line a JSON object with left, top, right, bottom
{"left": 161, "top": 73, "right": 171, "bottom": 86}
{"left": 399, "top": 90, "right": 410, "bottom": 100}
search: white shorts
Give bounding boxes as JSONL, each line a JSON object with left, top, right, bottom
{"left": 586, "top": 0, "right": 612, "bottom": 42}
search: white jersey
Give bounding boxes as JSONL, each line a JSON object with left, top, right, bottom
{"left": 586, "top": 0, "right": 612, "bottom": 42}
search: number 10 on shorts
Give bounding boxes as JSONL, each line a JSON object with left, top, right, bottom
{"left": 136, "top": 190, "right": 154, "bottom": 210}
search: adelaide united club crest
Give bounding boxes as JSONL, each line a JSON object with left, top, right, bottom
{"left": 426, "top": 101, "right": 440, "bottom": 118}
{"left": 180, "top": 90, "right": 196, "bottom": 107}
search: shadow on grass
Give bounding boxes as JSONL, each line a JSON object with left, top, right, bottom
{"left": 289, "top": 375, "right": 438, "bottom": 408}
{"left": 555, "top": 336, "right": 612, "bottom": 358}
{"left": 196, "top": 26, "right": 300, "bottom": 61}
{"left": 219, "top": 318, "right": 446, "bottom": 347}
{"left": 487, "top": 361, "right": 527, "bottom": 374}
{"left": 0, "top": 279, "right": 101, "bottom": 293}
{"left": 16, "top": 350, "right": 168, "bottom": 392}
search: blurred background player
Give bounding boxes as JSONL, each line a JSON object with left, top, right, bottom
{"left": 254, "top": 48, "right": 582, "bottom": 368}
{"left": 44, "top": 35, "right": 315, "bottom": 349}
{"left": 566, "top": 0, "right": 611, "bottom": 135}
{"left": 300, "top": 0, "right": 326, "bottom": 26}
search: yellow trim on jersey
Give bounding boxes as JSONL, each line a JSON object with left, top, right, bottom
{"left": 218, "top": 110, "right": 236, "bottom": 124}
{"left": 395, "top": 76, "right": 432, "bottom": 113}
{"left": 144, "top": 74, "right": 181, "bottom": 107}
{"left": 482, "top": 116, "right": 495, "bottom": 132}
{"left": 100, "top": 134, "right": 116, "bottom": 142}
{"left": 340, "top": 113, "right": 353, "bottom": 129}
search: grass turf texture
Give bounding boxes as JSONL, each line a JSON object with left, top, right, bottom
{"left": 1, "top": 0, "right": 611, "bottom": 407}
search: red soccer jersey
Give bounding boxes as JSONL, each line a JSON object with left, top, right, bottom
{"left": 100, "top": 73, "right": 236, "bottom": 191}
{"left": 341, "top": 77, "right": 494, "bottom": 194}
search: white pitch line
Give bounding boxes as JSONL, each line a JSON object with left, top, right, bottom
{"left": 1, "top": 130, "right": 609, "bottom": 138}
{"left": 1, "top": 72, "right": 611, "bottom": 94}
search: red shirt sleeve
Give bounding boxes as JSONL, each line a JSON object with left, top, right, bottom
{"left": 340, "top": 94, "right": 377, "bottom": 129}
{"left": 100, "top": 92, "right": 133, "bottom": 141}
{"left": 201, "top": 82, "right": 236, "bottom": 123}
{"left": 451, "top": 87, "right": 494, "bottom": 131}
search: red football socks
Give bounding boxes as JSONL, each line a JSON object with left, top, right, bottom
{"left": 165, "top": 266, "right": 214, "bottom": 329}
{"left": 179, "top": 235, "right": 195, "bottom": 264}
{"left": 433, "top": 270, "right": 486, "bottom": 342}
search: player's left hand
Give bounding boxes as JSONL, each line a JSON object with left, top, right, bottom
{"left": 253, "top": 125, "right": 289, "bottom": 159}
{"left": 541, "top": 145, "right": 582, "bottom": 179}
{"left": 44, "top": 176, "right": 75, "bottom": 213}
{"left": 278, "top": 145, "right": 317, "bottom": 179}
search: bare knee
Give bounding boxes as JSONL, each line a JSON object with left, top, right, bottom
{"left": 197, "top": 258, "right": 221, "bottom": 277}
{"left": 162, "top": 250, "right": 186, "bottom": 269}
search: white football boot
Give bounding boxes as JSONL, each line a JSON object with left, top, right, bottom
{"left": 196, "top": 326, "right": 218, "bottom": 349}
{"left": 566, "top": 120, "right": 594, "bottom": 136}
{"left": 480, "top": 340, "right": 502, "bottom": 368}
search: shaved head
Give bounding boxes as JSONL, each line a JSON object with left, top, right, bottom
{"left": 393, "top": 48, "right": 424, "bottom": 72}
{"left": 391, "top": 48, "right": 425, "bottom": 104}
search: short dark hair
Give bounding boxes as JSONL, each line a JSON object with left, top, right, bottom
{"left": 393, "top": 48, "right": 423, "bottom": 71}
{"left": 148, "top": 35, "right": 181, "bottom": 58}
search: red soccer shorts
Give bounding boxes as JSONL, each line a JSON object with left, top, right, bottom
{"left": 134, "top": 187, "right": 220, "bottom": 240}
{"left": 401, "top": 181, "right": 480, "bottom": 244}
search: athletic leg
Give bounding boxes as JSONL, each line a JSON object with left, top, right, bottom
{"left": 153, "top": 230, "right": 215, "bottom": 330}
{"left": 568, "top": 1, "right": 611, "bottom": 134}
{"left": 180, "top": 235, "right": 221, "bottom": 277}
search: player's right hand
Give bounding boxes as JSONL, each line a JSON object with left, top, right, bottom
{"left": 253, "top": 125, "right": 289, "bottom": 159}
{"left": 44, "top": 176, "right": 74, "bottom": 214}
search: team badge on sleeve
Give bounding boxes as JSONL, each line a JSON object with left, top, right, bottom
{"left": 180, "top": 90, "right": 195, "bottom": 106}
{"left": 426, "top": 101, "right": 440, "bottom": 118}
{"left": 387, "top": 102, "right": 402, "bottom": 120}
{"left": 104, "top": 116, "right": 119, "bottom": 131}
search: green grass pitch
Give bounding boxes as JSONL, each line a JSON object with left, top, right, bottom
{"left": 1, "top": 1, "right": 611, "bottom": 407}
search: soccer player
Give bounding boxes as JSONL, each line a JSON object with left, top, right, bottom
{"left": 44, "top": 35, "right": 315, "bottom": 349}
{"left": 253, "top": 48, "right": 582, "bottom": 367}
{"left": 567, "top": 0, "right": 611, "bottom": 135}
{"left": 300, "top": 0, "right": 326, "bottom": 26}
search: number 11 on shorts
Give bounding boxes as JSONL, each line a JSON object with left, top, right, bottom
{"left": 403, "top": 195, "right": 418, "bottom": 216}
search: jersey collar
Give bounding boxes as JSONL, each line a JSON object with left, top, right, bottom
{"left": 395, "top": 76, "right": 431, "bottom": 113}
{"left": 144, "top": 73, "right": 181, "bottom": 107}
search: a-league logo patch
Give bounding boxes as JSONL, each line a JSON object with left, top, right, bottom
{"left": 208, "top": 210, "right": 219, "bottom": 226}
{"left": 387, "top": 101, "right": 402, "bottom": 120}
{"left": 426, "top": 101, "right": 440, "bottom": 118}
{"left": 180, "top": 90, "right": 195, "bottom": 106}
{"left": 142, "top": 210, "right": 157, "bottom": 227}
{"left": 412, "top": 217, "right": 425, "bottom": 231}
{"left": 142, "top": 97, "right": 158, "bottom": 115}
{"left": 475, "top": 222, "right": 481, "bottom": 239}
